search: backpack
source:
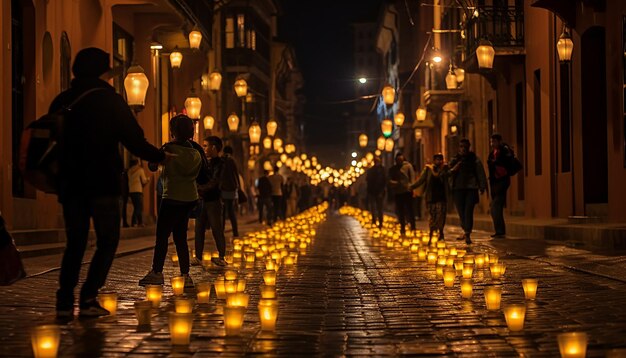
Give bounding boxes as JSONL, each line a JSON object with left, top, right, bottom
{"left": 18, "top": 88, "right": 104, "bottom": 194}
{"left": 506, "top": 147, "right": 523, "bottom": 176}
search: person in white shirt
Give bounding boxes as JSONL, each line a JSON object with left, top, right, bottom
{"left": 268, "top": 166, "right": 284, "bottom": 222}
{"left": 127, "top": 159, "right": 148, "bottom": 226}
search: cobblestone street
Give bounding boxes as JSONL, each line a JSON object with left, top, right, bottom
{"left": 2, "top": 207, "right": 626, "bottom": 357}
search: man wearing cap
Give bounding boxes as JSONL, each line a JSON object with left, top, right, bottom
{"left": 48, "top": 47, "right": 168, "bottom": 319}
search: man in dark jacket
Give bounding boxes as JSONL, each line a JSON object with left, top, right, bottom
{"left": 449, "top": 139, "right": 487, "bottom": 244}
{"left": 487, "top": 133, "right": 513, "bottom": 238}
{"left": 388, "top": 153, "right": 416, "bottom": 236}
{"left": 257, "top": 171, "right": 273, "bottom": 225}
{"left": 221, "top": 146, "right": 240, "bottom": 237}
{"left": 49, "top": 48, "right": 167, "bottom": 319}
{"left": 366, "top": 156, "right": 386, "bottom": 228}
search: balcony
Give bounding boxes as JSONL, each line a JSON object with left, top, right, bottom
{"left": 463, "top": 5, "right": 525, "bottom": 72}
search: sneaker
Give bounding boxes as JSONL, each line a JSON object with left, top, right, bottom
{"left": 138, "top": 271, "right": 164, "bottom": 286}
{"left": 79, "top": 299, "right": 110, "bottom": 318}
{"left": 211, "top": 257, "right": 227, "bottom": 267}
{"left": 465, "top": 234, "right": 472, "bottom": 245}
{"left": 190, "top": 257, "right": 202, "bottom": 266}
{"left": 183, "top": 274, "right": 194, "bottom": 289}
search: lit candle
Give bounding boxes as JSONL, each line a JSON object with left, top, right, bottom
{"left": 449, "top": 247, "right": 458, "bottom": 256}
{"left": 284, "top": 256, "right": 295, "bottom": 266}
{"left": 460, "top": 278, "right": 473, "bottom": 299}
{"left": 503, "top": 304, "right": 526, "bottom": 332}
{"left": 134, "top": 301, "right": 152, "bottom": 326}
{"left": 97, "top": 292, "right": 117, "bottom": 316}
{"left": 196, "top": 282, "right": 211, "bottom": 304}
{"left": 260, "top": 284, "right": 276, "bottom": 299}
{"left": 557, "top": 332, "right": 588, "bottom": 358}
{"left": 31, "top": 325, "right": 60, "bottom": 358}
{"left": 258, "top": 298, "right": 279, "bottom": 332}
{"left": 214, "top": 277, "right": 227, "bottom": 300}
{"left": 169, "top": 312, "right": 193, "bottom": 345}
{"left": 462, "top": 263, "right": 474, "bottom": 279}
{"left": 225, "top": 279, "right": 237, "bottom": 294}
{"left": 475, "top": 254, "right": 485, "bottom": 269}
{"left": 263, "top": 270, "right": 277, "bottom": 286}
{"left": 265, "top": 260, "right": 276, "bottom": 271}
{"left": 171, "top": 254, "right": 179, "bottom": 262}
{"left": 223, "top": 306, "right": 246, "bottom": 336}
{"left": 245, "top": 252, "right": 256, "bottom": 263}
{"left": 443, "top": 268, "right": 456, "bottom": 287}
{"left": 436, "top": 264, "right": 444, "bottom": 277}
{"left": 427, "top": 252, "right": 438, "bottom": 265}
{"left": 171, "top": 276, "right": 185, "bottom": 296}
{"left": 484, "top": 286, "right": 502, "bottom": 310}
{"left": 418, "top": 248, "right": 427, "bottom": 261}
{"left": 226, "top": 292, "right": 250, "bottom": 308}
{"left": 224, "top": 270, "right": 238, "bottom": 281}
{"left": 145, "top": 285, "right": 163, "bottom": 308}
{"left": 174, "top": 298, "right": 194, "bottom": 313}
{"left": 237, "top": 278, "right": 247, "bottom": 292}
{"left": 522, "top": 279, "right": 538, "bottom": 300}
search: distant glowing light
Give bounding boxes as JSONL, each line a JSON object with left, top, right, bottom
{"left": 351, "top": 152, "right": 357, "bottom": 158}
{"left": 358, "top": 77, "right": 367, "bottom": 84}
{"left": 351, "top": 160, "right": 357, "bottom": 166}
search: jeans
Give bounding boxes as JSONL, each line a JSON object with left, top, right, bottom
{"left": 453, "top": 189, "right": 479, "bottom": 235}
{"left": 195, "top": 199, "right": 226, "bottom": 259}
{"left": 57, "top": 196, "right": 120, "bottom": 310}
{"left": 151, "top": 199, "right": 196, "bottom": 274}
{"left": 395, "top": 192, "right": 416, "bottom": 234}
{"left": 368, "top": 193, "right": 384, "bottom": 227}
{"left": 222, "top": 198, "right": 239, "bottom": 237}
{"left": 258, "top": 197, "right": 273, "bottom": 225}
{"left": 490, "top": 180, "right": 509, "bottom": 235}
{"left": 129, "top": 192, "right": 143, "bottom": 226}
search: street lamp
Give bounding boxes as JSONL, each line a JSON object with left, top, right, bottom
{"left": 170, "top": 47, "right": 183, "bottom": 68}
{"left": 431, "top": 47, "right": 443, "bottom": 64}
{"left": 285, "top": 143, "right": 296, "bottom": 154}
{"left": 557, "top": 28, "right": 574, "bottom": 63}
{"left": 394, "top": 112, "right": 405, "bottom": 127}
{"left": 476, "top": 39, "right": 495, "bottom": 69}
{"left": 454, "top": 67, "right": 465, "bottom": 84}
{"left": 227, "top": 113, "right": 240, "bottom": 132}
{"left": 358, "top": 77, "right": 367, "bottom": 84}
{"left": 123, "top": 64, "right": 149, "bottom": 112}
{"left": 414, "top": 128, "right": 423, "bottom": 140}
{"left": 263, "top": 136, "right": 272, "bottom": 150}
{"left": 209, "top": 70, "right": 222, "bottom": 91}
{"left": 445, "top": 64, "right": 458, "bottom": 89}
{"left": 248, "top": 121, "right": 261, "bottom": 144}
{"left": 184, "top": 88, "right": 201, "bottom": 119}
{"left": 189, "top": 30, "right": 202, "bottom": 50}
{"left": 376, "top": 136, "right": 386, "bottom": 151}
{"left": 358, "top": 133, "right": 368, "bottom": 148}
{"left": 381, "top": 84, "right": 395, "bottom": 105}
{"left": 384, "top": 138, "right": 394, "bottom": 152}
{"left": 416, "top": 106, "right": 427, "bottom": 122}
{"left": 273, "top": 138, "right": 283, "bottom": 151}
{"left": 381, "top": 118, "right": 393, "bottom": 138}
{"left": 234, "top": 78, "right": 248, "bottom": 98}
{"left": 203, "top": 115, "right": 215, "bottom": 130}
{"left": 266, "top": 119, "right": 278, "bottom": 137}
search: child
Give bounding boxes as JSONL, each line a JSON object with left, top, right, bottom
{"left": 139, "top": 114, "right": 208, "bottom": 289}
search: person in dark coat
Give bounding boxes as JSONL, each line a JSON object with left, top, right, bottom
{"left": 49, "top": 47, "right": 168, "bottom": 319}
{"left": 257, "top": 171, "right": 273, "bottom": 225}
{"left": 487, "top": 133, "right": 514, "bottom": 238}
{"left": 366, "top": 157, "right": 386, "bottom": 228}
{"left": 411, "top": 153, "right": 449, "bottom": 243}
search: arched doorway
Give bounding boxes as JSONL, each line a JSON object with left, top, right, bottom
{"left": 580, "top": 26, "right": 608, "bottom": 214}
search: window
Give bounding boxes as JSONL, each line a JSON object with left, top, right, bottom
{"left": 237, "top": 14, "right": 245, "bottom": 48}
{"left": 225, "top": 17, "right": 234, "bottom": 48}
{"left": 533, "top": 69, "right": 542, "bottom": 175}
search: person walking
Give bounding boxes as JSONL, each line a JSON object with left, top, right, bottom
{"left": 192, "top": 136, "right": 228, "bottom": 267}
{"left": 128, "top": 159, "right": 148, "bottom": 227}
{"left": 50, "top": 47, "right": 167, "bottom": 319}
{"left": 487, "top": 133, "right": 514, "bottom": 238}
{"left": 366, "top": 157, "right": 386, "bottom": 228}
{"left": 388, "top": 153, "right": 416, "bottom": 236}
{"left": 257, "top": 171, "right": 273, "bottom": 225}
{"left": 269, "top": 166, "right": 284, "bottom": 222}
{"left": 220, "top": 146, "right": 240, "bottom": 238}
{"left": 449, "top": 138, "right": 487, "bottom": 245}
{"left": 284, "top": 177, "right": 298, "bottom": 217}
{"left": 139, "top": 114, "right": 207, "bottom": 286}
{"left": 411, "top": 154, "right": 449, "bottom": 243}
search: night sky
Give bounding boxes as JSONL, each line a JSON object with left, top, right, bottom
{"left": 278, "top": 0, "right": 382, "bottom": 167}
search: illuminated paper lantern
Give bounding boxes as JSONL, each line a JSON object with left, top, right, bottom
{"left": 31, "top": 325, "right": 60, "bottom": 358}
{"left": 169, "top": 312, "right": 193, "bottom": 345}
{"left": 97, "top": 292, "right": 117, "bottom": 316}
{"left": 522, "top": 279, "right": 538, "bottom": 300}
{"left": 503, "top": 304, "right": 526, "bottom": 332}
{"left": 258, "top": 298, "right": 279, "bottom": 332}
{"left": 145, "top": 285, "right": 163, "bottom": 308}
{"left": 171, "top": 276, "right": 185, "bottom": 296}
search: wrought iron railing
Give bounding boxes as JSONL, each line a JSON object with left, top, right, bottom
{"left": 464, "top": 5, "right": 524, "bottom": 57}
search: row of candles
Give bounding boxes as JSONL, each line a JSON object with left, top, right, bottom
{"left": 30, "top": 204, "right": 328, "bottom": 358}
{"left": 339, "top": 206, "right": 590, "bottom": 358}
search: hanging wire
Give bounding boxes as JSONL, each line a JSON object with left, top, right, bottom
{"left": 404, "top": 0, "right": 415, "bottom": 26}
{"left": 399, "top": 32, "right": 433, "bottom": 93}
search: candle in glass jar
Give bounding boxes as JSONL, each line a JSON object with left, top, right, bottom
{"left": 145, "top": 285, "right": 163, "bottom": 308}
{"left": 484, "top": 286, "right": 502, "bottom": 310}
{"left": 557, "top": 332, "right": 588, "bottom": 358}
{"left": 460, "top": 278, "right": 473, "bottom": 299}
{"left": 169, "top": 312, "right": 193, "bottom": 345}
{"left": 503, "top": 304, "right": 526, "bottom": 331}
{"left": 97, "top": 292, "right": 117, "bottom": 316}
{"left": 196, "top": 282, "right": 211, "bottom": 304}
{"left": 134, "top": 300, "right": 152, "bottom": 326}
{"left": 263, "top": 270, "right": 277, "bottom": 286}
{"left": 443, "top": 268, "right": 456, "bottom": 287}
{"left": 170, "top": 276, "right": 185, "bottom": 296}
{"left": 223, "top": 306, "right": 246, "bottom": 336}
{"left": 522, "top": 279, "right": 539, "bottom": 300}
{"left": 174, "top": 298, "right": 194, "bottom": 313}
{"left": 258, "top": 298, "right": 278, "bottom": 332}
{"left": 260, "top": 284, "right": 276, "bottom": 299}
{"left": 31, "top": 325, "right": 61, "bottom": 358}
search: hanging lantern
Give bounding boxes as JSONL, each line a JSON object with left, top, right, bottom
{"left": 358, "top": 133, "right": 368, "bottom": 148}
{"left": 263, "top": 137, "right": 272, "bottom": 149}
{"left": 431, "top": 47, "right": 443, "bottom": 64}
{"left": 416, "top": 106, "right": 427, "bottom": 122}
{"left": 184, "top": 89, "right": 201, "bottom": 119}
{"left": 273, "top": 138, "right": 283, "bottom": 151}
{"left": 414, "top": 128, "right": 423, "bottom": 140}
{"left": 266, "top": 119, "right": 278, "bottom": 137}
{"left": 263, "top": 161, "right": 273, "bottom": 171}
{"left": 234, "top": 78, "right": 248, "bottom": 97}
{"left": 189, "top": 30, "right": 202, "bottom": 49}
{"left": 285, "top": 143, "right": 296, "bottom": 154}
{"left": 476, "top": 39, "right": 495, "bottom": 69}
{"left": 384, "top": 138, "right": 394, "bottom": 152}
{"left": 227, "top": 113, "right": 240, "bottom": 132}
{"left": 381, "top": 84, "right": 395, "bottom": 105}
{"left": 394, "top": 112, "right": 405, "bottom": 127}
{"left": 169, "top": 48, "right": 183, "bottom": 68}
{"left": 376, "top": 136, "right": 385, "bottom": 151}
{"left": 248, "top": 122, "right": 261, "bottom": 144}
{"left": 381, "top": 119, "right": 393, "bottom": 138}
{"left": 557, "top": 28, "right": 574, "bottom": 63}
{"left": 247, "top": 158, "right": 256, "bottom": 170}
{"left": 454, "top": 67, "right": 465, "bottom": 84}
{"left": 209, "top": 70, "right": 222, "bottom": 91}
{"left": 203, "top": 115, "right": 215, "bottom": 130}
{"left": 123, "top": 64, "right": 149, "bottom": 111}
{"left": 445, "top": 65, "right": 458, "bottom": 89}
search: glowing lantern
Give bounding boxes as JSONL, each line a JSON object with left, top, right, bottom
{"left": 503, "top": 304, "right": 526, "bottom": 332}
{"left": 414, "top": 128, "right": 423, "bottom": 140}
{"left": 557, "top": 332, "right": 588, "bottom": 358}
{"left": 381, "top": 119, "right": 393, "bottom": 137}
{"left": 203, "top": 115, "right": 215, "bottom": 130}
{"left": 394, "top": 112, "right": 405, "bottom": 127}
{"left": 460, "top": 278, "right": 473, "bottom": 299}
{"left": 31, "top": 325, "right": 61, "bottom": 358}
{"left": 462, "top": 263, "right": 474, "bottom": 279}
{"left": 267, "top": 119, "right": 278, "bottom": 136}
{"left": 249, "top": 122, "right": 261, "bottom": 144}
{"left": 263, "top": 270, "right": 277, "bottom": 285}
{"left": 359, "top": 133, "right": 368, "bottom": 147}
{"left": 263, "top": 136, "right": 272, "bottom": 149}
{"left": 263, "top": 161, "right": 273, "bottom": 171}
{"left": 170, "top": 276, "right": 185, "bottom": 296}
{"left": 226, "top": 293, "right": 250, "bottom": 308}
{"left": 123, "top": 65, "right": 149, "bottom": 110}
{"left": 484, "top": 285, "right": 502, "bottom": 310}
{"left": 416, "top": 107, "right": 427, "bottom": 122}
{"left": 223, "top": 306, "right": 246, "bottom": 336}
{"left": 227, "top": 113, "right": 240, "bottom": 132}
{"left": 145, "top": 285, "right": 163, "bottom": 308}
{"left": 258, "top": 298, "right": 279, "bottom": 332}
{"left": 443, "top": 268, "right": 456, "bottom": 287}
{"left": 522, "top": 279, "right": 538, "bottom": 300}
{"left": 184, "top": 89, "right": 202, "bottom": 119}
{"left": 196, "top": 282, "right": 211, "bottom": 304}
{"left": 209, "top": 70, "right": 222, "bottom": 91}
{"left": 376, "top": 136, "right": 386, "bottom": 151}
{"left": 169, "top": 312, "right": 193, "bottom": 345}
{"left": 445, "top": 66, "right": 458, "bottom": 89}
{"left": 260, "top": 284, "right": 276, "bottom": 299}
{"left": 273, "top": 138, "right": 283, "bottom": 151}
{"left": 384, "top": 138, "right": 394, "bottom": 152}
{"left": 234, "top": 78, "right": 248, "bottom": 97}
{"left": 134, "top": 301, "right": 152, "bottom": 326}
{"left": 97, "top": 292, "right": 117, "bottom": 316}
{"left": 381, "top": 84, "right": 395, "bottom": 105}
{"left": 188, "top": 30, "right": 202, "bottom": 49}
{"left": 169, "top": 48, "right": 183, "bottom": 68}
{"left": 174, "top": 298, "right": 193, "bottom": 313}
{"left": 557, "top": 28, "right": 574, "bottom": 63}
{"left": 476, "top": 39, "right": 495, "bottom": 69}
{"left": 454, "top": 67, "right": 465, "bottom": 83}
{"left": 285, "top": 143, "right": 296, "bottom": 153}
